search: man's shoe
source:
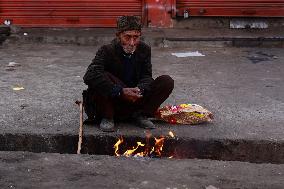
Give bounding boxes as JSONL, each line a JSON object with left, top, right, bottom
{"left": 83, "top": 117, "right": 101, "bottom": 125}
{"left": 134, "top": 115, "right": 156, "bottom": 129}
{"left": 100, "top": 118, "right": 115, "bottom": 132}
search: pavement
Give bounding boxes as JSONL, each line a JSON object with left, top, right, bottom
{"left": 0, "top": 43, "right": 283, "bottom": 139}
{"left": 0, "top": 32, "right": 284, "bottom": 187}
{"left": 0, "top": 151, "right": 284, "bottom": 189}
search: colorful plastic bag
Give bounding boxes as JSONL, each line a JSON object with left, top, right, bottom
{"left": 156, "top": 104, "right": 213, "bottom": 125}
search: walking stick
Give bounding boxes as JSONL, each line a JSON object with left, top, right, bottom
{"left": 75, "top": 100, "right": 83, "bottom": 154}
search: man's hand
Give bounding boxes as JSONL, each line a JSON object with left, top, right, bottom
{"left": 121, "top": 87, "right": 143, "bottom": 102}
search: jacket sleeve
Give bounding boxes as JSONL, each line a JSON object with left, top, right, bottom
{"left": 137, "top": 46, "right": 154, "bottom": 92}
{"left": 83, "top": 46, "right": 116, "bottom": 96}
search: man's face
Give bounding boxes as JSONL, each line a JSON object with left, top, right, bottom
{"left": 117, "top": 30, "right": 141, "bottom": 54}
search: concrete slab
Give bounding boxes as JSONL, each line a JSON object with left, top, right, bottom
{"left": 0, "top": 151, "right": 283, "bottom": 189}
{"left": 1, "top": 43, "right": 283, "bottom": 140}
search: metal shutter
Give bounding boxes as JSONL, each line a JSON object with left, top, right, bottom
{"left": 0, "top": 0, "right": 142, "bottom": 27}
{"left": 177, "top": 0, "right": 284, "bottom": 17}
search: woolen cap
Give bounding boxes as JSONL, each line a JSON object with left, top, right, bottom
{"left": 117, "top": 16, "right": 142, "bottom": 33}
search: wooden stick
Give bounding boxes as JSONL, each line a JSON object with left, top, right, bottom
{"left": 75, "top": 100, "right": 83, "bottom": 154}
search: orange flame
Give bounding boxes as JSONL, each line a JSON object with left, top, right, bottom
{"left": 114, "top": 132, "right": 175, "bottom": 158}
{"left": 154, "top": 136, "right": 165, "bottom": 156}
{"left": 114, "top": 137, "right": 123, "bottom": 156}
{"left": 123, "top": 142, "right": 145, "bottom": 157}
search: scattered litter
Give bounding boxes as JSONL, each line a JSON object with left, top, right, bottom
{"left": 205, "top": 185, "right": 219, "bottom": 189}
{"left": 171, "top": 51, "right": 205, "bottom": 57}
{"left": 12, "top": 86, "right": 25, "bottom": 91}
{"left": 76, "top": 76, "right": 80, "bottom": 78}
{"left": 7, "top": 62, "right": 20, "bottom": 67}
{"left": 23, "top": 33, "right": 28, "bottom": 36}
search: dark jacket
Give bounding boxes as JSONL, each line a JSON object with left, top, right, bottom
{"left": 83, "top": 39, "right": 154, "bottom": 96}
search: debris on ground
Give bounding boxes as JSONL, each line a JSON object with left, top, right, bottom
{"left": 171, "top": 51, "right": 205, "bottom": 57}
{"left": 12, "top": 86, "right": 25, "bottom": 91}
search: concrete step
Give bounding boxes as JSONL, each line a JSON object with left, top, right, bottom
{"left": 3, "top": 27, "right": 284, "bottom": 48}
{"left": 0, "top": 151, "right": 283, "bottom": 189}
{"left": 0, "top": 132, "right": 283, "bottom": 164}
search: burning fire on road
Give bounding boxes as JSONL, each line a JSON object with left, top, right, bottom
{"left": 114, "top": 131, "right": 175, "bottom": 158}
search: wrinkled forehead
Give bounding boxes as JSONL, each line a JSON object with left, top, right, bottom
{"left": 121, "top": 30, "right": 141, "bottom": 36}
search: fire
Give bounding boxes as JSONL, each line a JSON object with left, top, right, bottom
{"left": 114, "top": 131, "right": 176, "bottom": 158}
{"left": 123, "top": 142, "right": 145, "bottom": 157}
{"left": 114, "top": 137, "right": 123, "bottom": 156}
{"left": 154, "top": 137, "right": 165, "bottom": 156}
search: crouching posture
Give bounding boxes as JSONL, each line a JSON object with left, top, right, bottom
{"left": 83, "top": 16, "right": 174, "bottom": 132}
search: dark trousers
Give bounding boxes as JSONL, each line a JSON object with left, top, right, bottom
{"left": 83, "top": 73, "right": 174, "bottom": 120}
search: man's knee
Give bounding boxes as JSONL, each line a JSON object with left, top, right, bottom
{"left": 155, "top": 75, "right": 174, "bottom": 91}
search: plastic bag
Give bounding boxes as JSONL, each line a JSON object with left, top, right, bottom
{"left": 156, "top": 104, "right": 213, "bottom": 125}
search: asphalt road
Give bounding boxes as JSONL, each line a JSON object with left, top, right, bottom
{"left": 0, "top": 151, "right": 283, "bottom": 189}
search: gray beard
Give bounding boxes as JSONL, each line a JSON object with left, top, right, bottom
{"left": 118, "top": 38, "right": 136, "bottom": 54}
{"left": 122, "top": 45, "right": 136, "bottom": 54}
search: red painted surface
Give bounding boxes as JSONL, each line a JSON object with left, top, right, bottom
{"left": 145, "top": 0, "right": 176, "bottom": 28}
{"left": 177, "top": 0, "right": 284, "bottom": 17}
{"left": 0, "top": 0, "right": 142, "bottom": 27}
{"left": 1, "top": 0, "right": 283, "bottom": 27}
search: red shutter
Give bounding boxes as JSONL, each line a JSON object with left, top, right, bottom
{"left": 177, "top": 0, "right": 284, "bottom": 17}
{"left": 0, "top": 0, "right": 143, "bottom": 27}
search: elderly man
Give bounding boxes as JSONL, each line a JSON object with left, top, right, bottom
{"left": 83, "top": 16, "right": 174, "bottom": 132}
